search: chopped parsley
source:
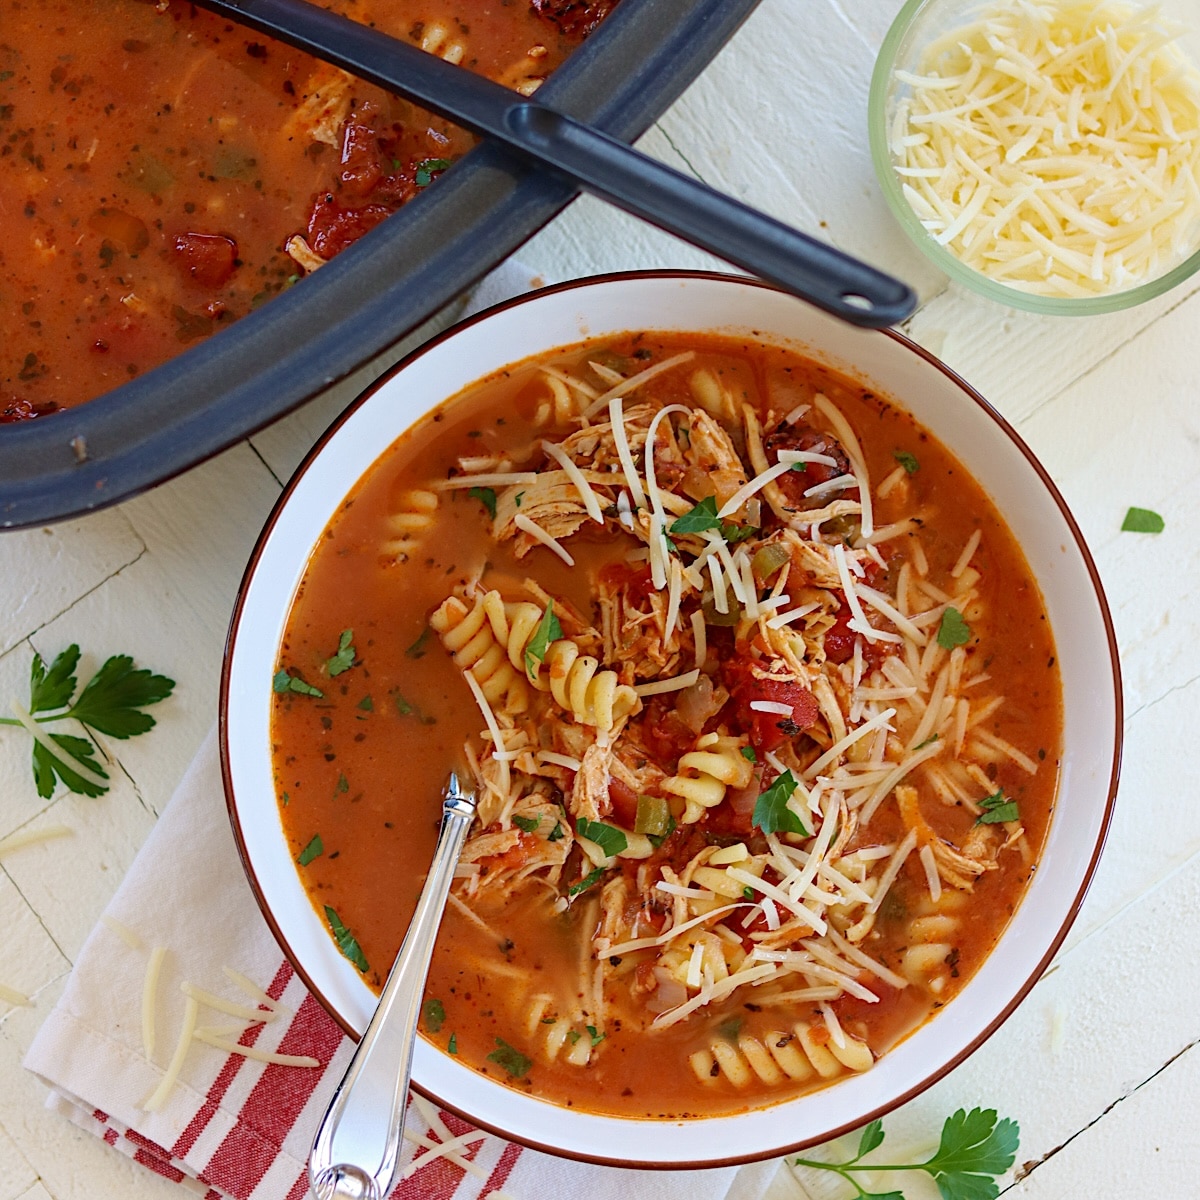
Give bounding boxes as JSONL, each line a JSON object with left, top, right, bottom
{"left": 575, "top": 818, "right": 628, "bottom": 858}
{"left": 448, "top": 1033, "right": 458, "bottom": 1054}
{"left": 523, "top": 604, "right": 563, "bottom": 680}
{"left": 334, "top": 772, "right": 349, "bottom": 796}
{"left": 414, "top": 156, "right": 452, "bottom": 187}
{"left": 296, "top": 834, "right": 323, "bottom": 866}
{"left": 357, "top": 695, "right": 374, "bottom": 712}
{"left": 325, "top": 629, "right": 356, "bottom": 676}
{"left": 977, "top": 790, "right": 1020, "bottom": 825}
{"left": 486, "top": 1038, "right": 532, "bottom": 1079}
{"left": 567, "top": 867, "right": 605, "bottom": 897}
{"left": 547, "top": 821, "right": 565, "bottom": 842}
{"left": 586, "top": 1024, "right": 606, "bottom": 1047}
{"left": 273, "top": 669, "right": 323, "bottom": 698}
{"left": 740, "top": 745, "right": 757, "bottom": 763}
{"left": 469, "top": 486, "right": 498, "bottom": 519}
{"left": 405, "top": 628, "right": 430, "bottom": 659}
{"left": 752, "top": 769, "right": 809, "bottom": 836}
{"left": 894, "top": 449, "right": 920, "bottom": 474}
{"left": 1121, "top": 506, "right": 1164, "bottom": 533}
{"left": 937, "top": 606, "right": 971, "bottom": 649}
{"left": 667, "top": 495, "right": 757, "bottom": 544}
{"left": 324, "top": 906, "right": 369, "bottom": 973}
{"left": 512, "top": 814, "right": 540, "bottom": 834}
{"left": 422, "top": 997, "right": 446, "bottom": 1032}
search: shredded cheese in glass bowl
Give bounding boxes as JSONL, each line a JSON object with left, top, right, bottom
{"left": 869, "top": 0, "right": 1200, "bottom": 312}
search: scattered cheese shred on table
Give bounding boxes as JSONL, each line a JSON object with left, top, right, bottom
{"left": 890, "top": 0, "right": 1200, "bottom": 295}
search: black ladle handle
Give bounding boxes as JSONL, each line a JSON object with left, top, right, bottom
{"left": 194, "top": 0, "right": 916, "bottom": 328}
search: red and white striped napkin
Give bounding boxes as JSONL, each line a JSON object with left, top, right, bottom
{"left": 23, "top": 727, "right": 780, "bottom": 1200}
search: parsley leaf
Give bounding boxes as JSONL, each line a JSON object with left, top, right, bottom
{"left": 325, "top": 629, "right": 356, "bottom": 677}
{"left": 64, "top": 654, "right": 175, "bottom": 738}
{"left": 894, "top": 449, "right": 920, "bottom": 474}
{"left": 512, "top": 814, "right": 540, "bottom": 834}
{"left": 752, "top": 769, "right": 809, "bottom": 836}
{"left": 324, "top": 906, "right": 369, "bottom": 973}
{"left": 422, "top": 997, "right": 446, "bottom": 1033}
{"left": 1121, "top": 506, "right": 1164, "bottom": 533}
{"left": 469, "top": 486, "right": 498, "bottom": 519}
{"left": 273, "top": 669, "right": 323, "bottom": 698}
{"left": 486, "top": 1038, "right": 532, "bottom": 1079}
{"left": 575, "top": 818, "right": 628, "bottom": 858}
{"left": 6, "top": 646, "right": 174, "bottom": 799}
{"left": 977, "top": 790, "right": 1020, "bottom": 825}
{"left": 567, "top": 866, "right": 605, "bottom": 897}
{"left": 937, "top": 606, "right": 971, "bottom": 649}
{"left": 296, "top": 834, "right": 323, "bottom": 866}
{"left": 586, "top": 1024, "right": 606, "bottom": 1047}
{"left": 32, "top": 734, "right": 109, "bottom": 799}
{"left": 29, "top": 645, "right": 80, "bottom": 714}
{"left": 792, "top": 1107, "right": 1019, "bottom": 1200}
{"left": 524, "top": 604, "right": 563, "bottom": 680}
{"left": 669, "top": 495, "right": 721, "bottom": 535}
{"left": 415, "top": 156, "right": 451, "bottom": 187}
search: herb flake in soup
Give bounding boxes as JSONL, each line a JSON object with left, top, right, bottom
{"left": 270, "top": 332, "right": 1062, "bottom": 1118}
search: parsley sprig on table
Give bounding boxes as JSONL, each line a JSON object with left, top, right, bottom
{"left": 792, "top": 1108, "right": 1019, "bottom": 1200}
{"left": 1, "top": 645, "right": 174, "bottom": 798}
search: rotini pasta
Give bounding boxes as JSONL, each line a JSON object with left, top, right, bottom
{"left": 380, "top": 488, "right": 439, "bottom": 561}
{"left": 273, "top": 329, "right": 1061, "bottom": 1119}
{"left": 662, "top": 733, "right": 755, "bottom": 824}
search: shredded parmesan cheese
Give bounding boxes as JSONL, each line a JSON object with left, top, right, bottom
{"left": 890, "top": 0, "right": 1200, "bottom": 296}
{"left": 10, "top": 698, "right": 109, "bottom": 789}
{"left": 192, "top": 1029, "right": 320, "bottom": 1068}
{"left": 142, "top": 946, "right": 167, "bottom": 1061}
{"left": 513, "top": 512, "right": 575, "bottom": 566}
{"left": 633, "top": 669, "right": 701, "bottom": 698}
{"left": 143, "top": 996, "right": 198, "bottom": 1111}
{"left": 102, "top": 915, "right": 144, "bottom": 950}
{"left": 0, "top": 982, "right": 31, "bottom": 1007}
{"left": 0, "top": 824, "right": 72, "bottom": 857}
{"left": 540, "top": 439, "right": 605, "bottom": 523}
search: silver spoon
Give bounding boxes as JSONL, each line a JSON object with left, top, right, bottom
{"left": 309, "top": 772, "right": 477, "bottom": 1200}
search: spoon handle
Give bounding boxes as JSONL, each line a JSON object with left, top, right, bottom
{"left": 193, "top": 0, "right": 915, "bottom": 328}
{"left": 309, "top": 774, "right": 476, "bottom": 1200}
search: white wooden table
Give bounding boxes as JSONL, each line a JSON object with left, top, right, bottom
{"left": 2, "top": 1, "right": 1196, "bottom": 1196}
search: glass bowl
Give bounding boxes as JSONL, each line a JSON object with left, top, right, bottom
{"left": 868, "top": 0, "right": 1200, "bottom": 314}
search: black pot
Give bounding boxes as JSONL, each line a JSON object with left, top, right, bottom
{"left": 0, "top": 0, "right": 759, "bottom": 529}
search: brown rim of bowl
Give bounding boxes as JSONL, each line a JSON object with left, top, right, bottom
{"left": 219, "top": 268, "right": 1123, "bottom": 1170}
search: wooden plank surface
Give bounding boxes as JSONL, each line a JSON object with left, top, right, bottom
{"left": 1, "top": 0, "right": 1193, "bottom": 1195}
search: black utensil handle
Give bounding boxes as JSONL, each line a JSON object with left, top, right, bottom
{"left": 196, "top": 0, "right": 916, "bottom": 327}
{"left": 506, "top": 105, "right": 914, "bottom": 326}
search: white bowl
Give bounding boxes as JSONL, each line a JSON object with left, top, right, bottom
{"left": 221, "top": 271, "right": 1120, "bottom": 1167}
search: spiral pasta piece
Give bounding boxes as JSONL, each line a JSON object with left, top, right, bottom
{"left": 498, "top": 598, "right": 639, "bottom": 732}
{"left": 661, "top": 732, "right": 755, "bottom": 824}
{"left": 380, "top": 489, "right": 438, "bottom": 560}
{"left": 430, "top": 593, "right": 529, "bottom": 714}
{"left": 689, "top": 1022, "right": 873, "bottom": 1089}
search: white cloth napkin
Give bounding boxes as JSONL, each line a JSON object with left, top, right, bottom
{"left": 23, "top": 727, "right": 779, "bottom": 1200}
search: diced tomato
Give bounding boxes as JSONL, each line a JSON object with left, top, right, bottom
{"left": 530, "top": 0, "right": 617, "bottom": 39}
{"left": 608, "top": 776, "right": 639, "bottom": 827}
{"left": 762, "top": 423, "right": 853, "bottom": 510}
{"left": 642, "top": 694, "right": 700, "bottom": 763}
{"left": 171, "top": 232, "right": 237, "bottom": 287}
{"left": 339, "top": 122, "right": 384, "bottom": 198}
{"left": 306, "top": 193, "right": 394, "bottom": 258}
{"left": 599, "top": 561, "right": 654, "bottom": 604}
{"left": 824, "top": 607, "right": 857, "bottom": 664}
{"left": 724, "top": 663, "right": 820, "bottom": 752}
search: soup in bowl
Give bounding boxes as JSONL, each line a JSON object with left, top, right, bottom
{"left": 221, "top": 272, "right": 1119, "bottom": 1165}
